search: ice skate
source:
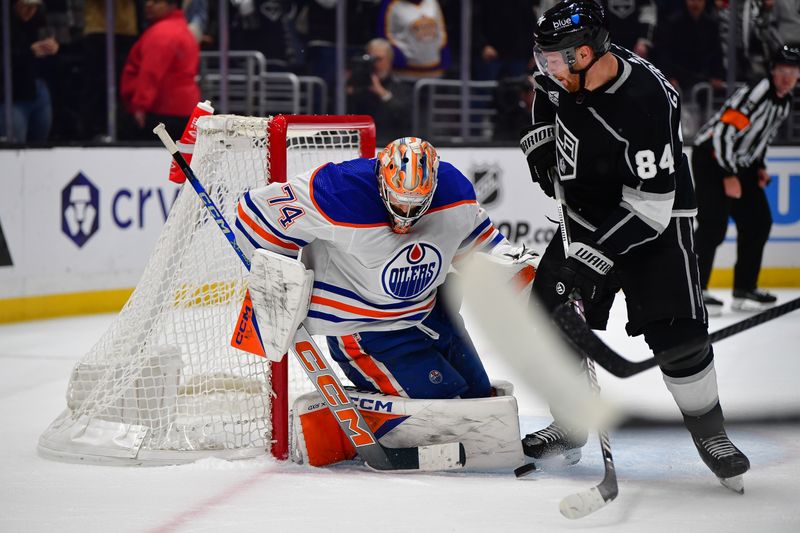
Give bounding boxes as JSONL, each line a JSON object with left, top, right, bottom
{"left": 692, "top": 431, "right": 750, "bottom": 494}
{"left": 702, "top": 291, "right": 723, "bottom": 316}
{"left": 522, "top": 422, "right": 587, "bottom": 466}
{"left": 732, "top": 289, "right": 777, "bottom": 312}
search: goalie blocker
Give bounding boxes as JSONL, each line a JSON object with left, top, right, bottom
{"left": 291, "top": 381, "right": 527, "bottom": 471}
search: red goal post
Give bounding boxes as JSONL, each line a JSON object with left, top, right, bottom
{"left": 266, "top": 115, "right": 376, "bottom": 460}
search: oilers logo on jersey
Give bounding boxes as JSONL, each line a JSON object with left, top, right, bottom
{"left": 382, "top": 242, "right": 442, "bottom": 300}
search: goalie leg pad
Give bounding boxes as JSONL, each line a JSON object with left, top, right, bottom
{"left": 291, "top": 382, "right": 523, "bottom": 471}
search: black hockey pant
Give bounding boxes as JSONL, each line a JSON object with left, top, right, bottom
{"left": 692, "top": 146, "right": 773, "bottom": 291}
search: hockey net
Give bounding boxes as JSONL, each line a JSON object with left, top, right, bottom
{"left": 39, "top": 114, "right": 376, "bottom": 465}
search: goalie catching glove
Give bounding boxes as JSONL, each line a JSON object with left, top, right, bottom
{"left": 520, "top": 122, "right": 557, "bottom": 198}
{"left": 557, "top": 242, "right": 614, "bottom": 303}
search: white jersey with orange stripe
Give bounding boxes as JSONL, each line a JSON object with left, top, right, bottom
{"left": 234, "top": 157, "right": 511, "bottom": 336}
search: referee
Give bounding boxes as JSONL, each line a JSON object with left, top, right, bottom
{"left": 692, "top": 43, "right": 800, "bottom": 315}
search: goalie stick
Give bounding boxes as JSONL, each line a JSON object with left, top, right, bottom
{"left": 553, "top": 296, "right": 800, "bottom": 378}
{"left": 153, "top": 123, "right": 466, "bottom": 472}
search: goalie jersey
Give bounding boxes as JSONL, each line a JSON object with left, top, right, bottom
{"left": 234, "top": 158, "right": 509, "bottom": 336}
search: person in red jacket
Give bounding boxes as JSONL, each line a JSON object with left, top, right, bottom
{"left": 120, "top": 0, "right": 200, "bottom": 140}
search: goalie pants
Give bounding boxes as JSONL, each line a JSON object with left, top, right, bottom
{"left": 326, "top": 299, "right": 492, "bottom": 399}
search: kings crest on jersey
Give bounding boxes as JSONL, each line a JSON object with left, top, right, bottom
{"left": 532, "top": 44, "right": 697, "bottom": 255}
{"left": 234, "top": 158, "right": 507, "bottom": 335}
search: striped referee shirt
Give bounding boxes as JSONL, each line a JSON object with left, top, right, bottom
{"left": 694, "top": 78, "right": 792, "bottom": 174}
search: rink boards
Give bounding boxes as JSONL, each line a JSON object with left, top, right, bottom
{"left": 1, "top": 145, "right": 798, "bottom": 322}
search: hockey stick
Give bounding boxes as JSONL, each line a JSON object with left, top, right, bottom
{"left": 153, "top": 123, "right": 465, "bottom": 471}
{"left": 549, "top": 180, "right": 618, "bottom": 519}
{"left": 553, "top": 295, "right": 800, "bottom": 378}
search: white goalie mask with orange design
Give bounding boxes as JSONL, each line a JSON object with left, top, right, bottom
{"left": 376, "top": 137, "right": 439, "bottom": 234}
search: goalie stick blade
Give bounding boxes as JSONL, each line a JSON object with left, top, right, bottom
{"left": 368, "top": 442, "right": 466, "bottom": 472}
{"left": 559, "top": 487, "right": 613, "bottom": 519}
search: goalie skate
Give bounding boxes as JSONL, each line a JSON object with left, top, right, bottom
{"left": 522, "top": 422, "right": 587, "bottom": 466}
{"left": 692, "top": 431, "right": 750, "bottom": 494}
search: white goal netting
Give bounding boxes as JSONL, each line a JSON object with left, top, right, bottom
{"left": 39, "top": 115, "right": 375, "bottom": 465}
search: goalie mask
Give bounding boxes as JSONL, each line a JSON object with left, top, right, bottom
{"left": 376, "top": 137, "right": 439, "bottom": 234}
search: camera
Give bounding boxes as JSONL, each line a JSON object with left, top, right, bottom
{"left": 349, "top": 54, "right": 375, "bottom": 87}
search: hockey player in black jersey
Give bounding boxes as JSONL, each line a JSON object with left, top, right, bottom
{"left": 519, "top": 0, "right": 750, "bottom": 492}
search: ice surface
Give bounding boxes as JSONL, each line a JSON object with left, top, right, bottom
{"left": 0, "top": 291, "right": 797, "bottom": 532}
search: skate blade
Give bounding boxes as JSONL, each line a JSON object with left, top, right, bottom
{"left": 529, "top": 448, "right": 582, "bottom": 470}
{"left": 719, "top": 474, "right": 745, "bottom": 494}
{"left": 732, "top": 300, "right": 775, "bottom": 313}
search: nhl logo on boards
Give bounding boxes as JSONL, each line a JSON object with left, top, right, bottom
{"left": 470, "top": 163, "right": 502, "bottom": 207}
{"left": 62, "top": 172, "right": 100, "bottom": 248}
{"left": 381, "top": 242, "right": 442, "bottom": 300}
{"left": 428, "top": 369, "right": 443, "bottom": 384}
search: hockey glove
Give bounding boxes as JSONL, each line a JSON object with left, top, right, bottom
{"left": 503, "top": 244, "right": 540, "bottom": 269}
{"left": 520, "top": 123, "right": 557, "bottom": 198}
{"left": 556, "top": 242, "right": 614, "bottom": 303}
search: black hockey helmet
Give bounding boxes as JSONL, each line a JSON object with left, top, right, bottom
{"left": 772, "top": 43, "right": 800, "bottom": 68}
{"left": 532, "top": 0, "right": 611, "bottom": 91}
{"left": 533, "top": 0, "right": 611, "bottom": 56}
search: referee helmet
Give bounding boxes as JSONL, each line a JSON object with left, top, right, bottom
{"left": 773, "top": 44, "right": 800, "bottom": 68}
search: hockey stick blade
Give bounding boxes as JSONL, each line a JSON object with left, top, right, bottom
{"left": 558, "top": 428, "right": 618, "bottom": 519}
{"left": 553, "top": 296, "right": 800, "bottom": 378}
{"left": 153, "top": 123, "right": 465, "bottom": 472}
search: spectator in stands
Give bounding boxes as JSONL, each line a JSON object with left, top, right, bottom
{"left": 1, "top": 0, "right": 59, "bottom": 143}
{"left": 184, "top": 0, "right": 209, "bottom": 43}
{"left": 120, "top": 0, "right": 200, "bottom": 140}
{"left": 38, "top": 0, "right": 85, "bottom": 142}
{"left": 347, "top": 38, "right": 413, "bottom": 143}
{"left": 229, "top": 0, "right": 302, "bottom": 70}
{"left": 472, "top": 0, "right": 536, "bottom": 80}
{"left": 654, "top": 0, "right": 725, "bottom": 93}
{"left": 299, "top": 0, "right": 382, "bottom": 101}
{"left": 600, "top": 0, "right": 657, "bottom": 58}
{"left": 714, "top": 0, "right": 775, "bottom": 82}
{"left": 81, "top": 0, "right": 139, "bottom": 140}
{"left": 378, "top": 0, "right": 451, "bottom": 79}
{"left": 769, "top": 0, "right": 800, "bottom": 49}
{"left": 298, "top": 0, "right": 381, "bottom": 49}
{"left": 492, "top": 75, "right": 535, "bottom": 142}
